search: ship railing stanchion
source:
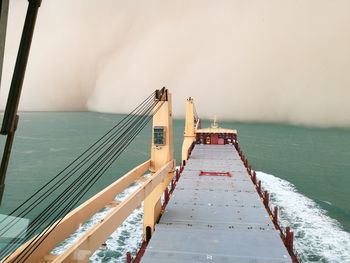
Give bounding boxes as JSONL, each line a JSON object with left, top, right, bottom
{"left": 252, "top": 171, "right": 257, "bottom": 184}
{"left": 273, "top": 206, "right": 279, "bottom": 226}
{"left": 126, "top": 251, "right": 132, "bottom": 263}
{"left": 263, "top": 191, "right": 269, "bottom": 207}
{"left": 171, "top": 178, "right": 174, "bottom": 191}
{"left": 285, "top": 227, "right": 293, "bottom": 251}
{"left": 163, "top": 187, "right": 169, "bottom": 209}
{"left": 176, "top": 168, "right": 180, "bottom": 181}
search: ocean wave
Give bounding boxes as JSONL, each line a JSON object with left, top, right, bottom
{"left": 98, "top": 116, "right": 112, "bottom": 122}
{"left": 256, "top": 171, "right": 350, "bottom": 263}
{"left": 17, "top": 136, "right": 41, "bottom": 140}
{"left": 49, "top": 147, "right": 67, "bottom": 152}
{"left": 14, "top": 150, "right": 34, "bottom": 154}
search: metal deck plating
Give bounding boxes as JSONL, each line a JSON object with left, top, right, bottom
{"left": 141, "top": 144, "right": 292, "bottom": 263}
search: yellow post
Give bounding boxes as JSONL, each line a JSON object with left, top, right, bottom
{"left": 143, "top": 88, "right": 175, "bottom": 241}
{"left": 181, "top": 97, "right": 196, "bottom": 164}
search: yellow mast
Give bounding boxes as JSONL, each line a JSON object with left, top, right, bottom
{"left": 144, "top": 88, "right": 175, "bottom": 240}
{"left": 181, "top": 97, "right": 197, "bottom": 164}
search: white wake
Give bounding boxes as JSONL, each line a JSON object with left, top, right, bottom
{"left": 256, "top": 171, "right": 350, "bottom": 263}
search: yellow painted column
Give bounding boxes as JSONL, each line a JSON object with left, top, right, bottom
{"left": 181, "top": 97, "right": 196, "bottom": 164}
{"left": 143, "top": 89, "right": 175, "bottom": 241}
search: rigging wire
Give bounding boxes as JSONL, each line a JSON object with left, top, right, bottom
{"left": 2, "top": 102, "right": 158, "bottom": 260}
{"left": 0, "top": 91, "right": 165, "bottom": 261}
{"left": 1, "top": 97, "right": 156, "bottom": 255}
{"left": 0, "top": 92, "right": 155, "bottom": 234}
{"left": 0, "top": 92, "right": 155, "bottom": 227}
{"left": 17, "top": 102, "right": 162, "bottom": 263}
{"left": 18, "top": 99, "right": 157, "bottom": 239}
{"left": 15, "top": 100, "right": 163, "bottom": 263}
{"left": 1, "top": 98, "right": 157, "bottom": 259}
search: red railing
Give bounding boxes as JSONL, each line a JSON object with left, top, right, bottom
{"left": 235, "top": 141, "right": 300, "bottom": 263}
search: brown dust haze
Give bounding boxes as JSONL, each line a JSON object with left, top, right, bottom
{"left": 1, "top": 0, "right": 350, "bottom": 127}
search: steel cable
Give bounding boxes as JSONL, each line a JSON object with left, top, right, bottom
{"left": 0, "top": 92, "right": 163, "bottom": 260}
{"left": 0, "top": 92, "right": 155, "bottom": 228}
{"left": 0, "top": 99, "right": 156, "bottom": 258}
{"left": 1, "top": 93, "right": 154, "bottom": 250}
{"left": 14, "top": 100, "right": 163, "bottom": 263}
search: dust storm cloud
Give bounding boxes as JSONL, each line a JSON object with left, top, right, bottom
{"left": 1, "top": 0, "right": 350, "bottom": 127}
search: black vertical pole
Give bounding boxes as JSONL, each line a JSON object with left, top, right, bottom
{"left": 1, "top": 0, "right": 42, "bottom": 134}
{"left": 0, "top": 0, "right": 41, "bottom": 204}
{"left": 0, "top": 0, "right": 9, "bottom": 90}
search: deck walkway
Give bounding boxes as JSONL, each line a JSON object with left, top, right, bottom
{"left": 141, "top": 144, "right": 291, "bottom": 263}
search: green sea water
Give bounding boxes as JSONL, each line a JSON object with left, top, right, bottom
{"left": 0, "top": 112, "right": 349, "bottom": 261}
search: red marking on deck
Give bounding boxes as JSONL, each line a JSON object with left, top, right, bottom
{"left": 199, "top": 170, "right": 232, "bottom": 177}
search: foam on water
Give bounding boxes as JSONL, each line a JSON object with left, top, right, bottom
{"left": 52, "top": 183, "right": 144, "bottom": 263}
{"left": 90, "top": 184, "right": 144, "bottom": 263}
{"left": 256, "top": 171, "right": 350, "bottom": 263}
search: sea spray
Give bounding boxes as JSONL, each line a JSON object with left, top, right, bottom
{"left": 256, "top": 171, "right": 350, "bottom": 263}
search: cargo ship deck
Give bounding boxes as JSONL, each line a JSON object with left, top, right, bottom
{"left": 141, "top": 144, "right": 292, "bottom": 263}
{"left": 1, "top": 91, "right": 298, "bottom": 263}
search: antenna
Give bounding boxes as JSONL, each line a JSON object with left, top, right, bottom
{"left": 211, "top": 115, "right": 219, "bottom": 129}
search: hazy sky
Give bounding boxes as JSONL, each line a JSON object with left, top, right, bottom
{"left": 1, "top": 0, "right": 350, "bottom": 127}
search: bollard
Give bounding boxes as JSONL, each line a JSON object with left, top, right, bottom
{"left": 258, "top": 180, "right": 262, "bottom": 194}
{"left": 126, "top": 252, "right": 132, "bottom": 263}
{"left": 176, "top": 169, "right": 180, "bottom": 181}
